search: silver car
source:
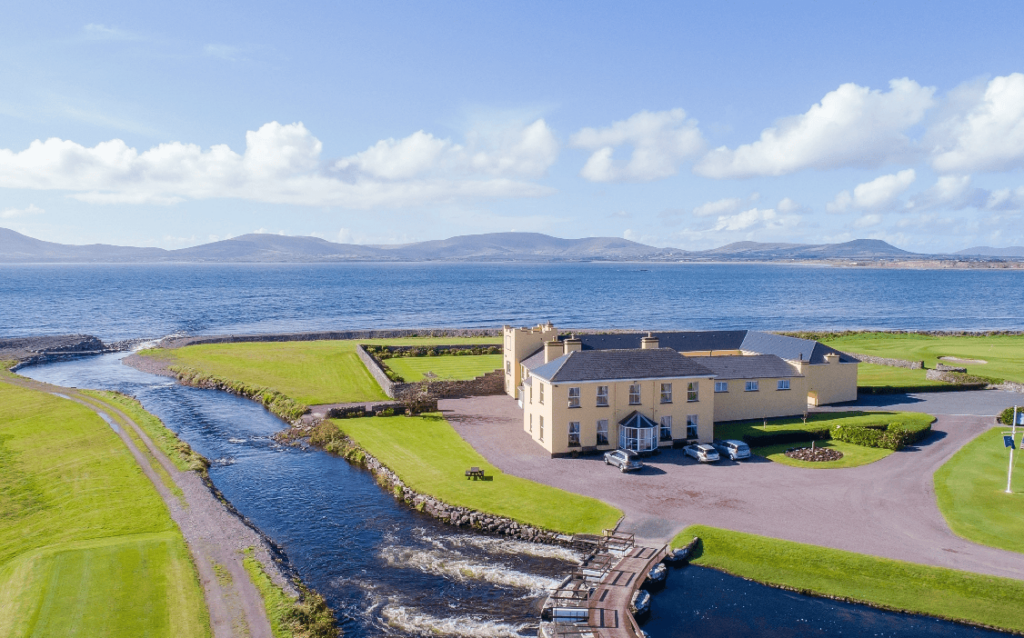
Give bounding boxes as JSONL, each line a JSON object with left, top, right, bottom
{"left": 684, "top": 443, "right": 720, "bottom": 463}
{"left": 604, "top": 449, "right": 644, "bottom": 472}
{"left": 713, "top": 439, "right": 752, "bottom": 460}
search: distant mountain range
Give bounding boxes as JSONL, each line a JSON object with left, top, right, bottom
{"left": 2, "top": 227, "right": 1022, "bottom": 263}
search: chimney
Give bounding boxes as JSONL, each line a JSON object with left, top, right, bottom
{"left": 641, "top": 332, "right": 659, "bottom": 350}
{"left": 564, "top": 334, "right": 582, "bottom": 354}
{"left": 825, "top": 353, "right": 839, "bottom": 365}
{"left": 544, "top": 340, "right": 563, "bottom": 364}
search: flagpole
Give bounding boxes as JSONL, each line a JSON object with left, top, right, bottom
{"left": 1009, "top": 406, "right": 1018, "bottom": 494}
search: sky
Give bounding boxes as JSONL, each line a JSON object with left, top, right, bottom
{"left": 1, "top": 1, "right": 1023, "bottom": 253}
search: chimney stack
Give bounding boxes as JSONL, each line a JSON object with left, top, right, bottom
{"left": 544, "top": 340, "right": 563, "bottom": 364}
{"left": 641, "top": 332, "right": 659, "bottom": 350}
{"left": 563, "top": 334, "right": 582, "bottom": 354}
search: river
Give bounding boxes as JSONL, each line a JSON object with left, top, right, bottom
{"left": 17, "top": 352, "right": 1007, "bottom": 637}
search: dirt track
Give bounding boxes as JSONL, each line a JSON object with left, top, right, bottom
{"left": 4, "top": 374, "right": 282, "bottom": 638}
{"left": 443, "top": 393, "right": 1024, "bottom": 582}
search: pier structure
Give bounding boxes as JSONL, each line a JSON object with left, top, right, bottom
{"left": 542, "top": 531, "right": 668, "bottom": 638}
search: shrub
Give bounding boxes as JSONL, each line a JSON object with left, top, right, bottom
{"left": 742, "top": 428, "right": 830, "bottom": 447}
{"left": 999, "top": 407, "right": 1023, "bottom": 426}
{"left": 829, "top": 420, "right": 926, "bottom": 451}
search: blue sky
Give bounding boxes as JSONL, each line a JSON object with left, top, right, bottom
{"left": 2, "top": 1, "right": 1023, "bottom": 252}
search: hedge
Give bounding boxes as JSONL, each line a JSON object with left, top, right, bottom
{"left": 999, "top": 406, "right": 1023, "bottom": 426}
{"left": 829, "top": 420, "right": 932, "bottom": 451}
{"left": 742, "top": 427, "right": 831, "bottom": 447}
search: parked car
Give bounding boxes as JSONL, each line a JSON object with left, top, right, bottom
{"left": 684, "top": 443, "right": 720, "bottom": 463}
{"left": 712, "top": 439, "right": 751, "bottom": 460}
{"left": 604, "top": 449, "right": 644, "bottom": 472}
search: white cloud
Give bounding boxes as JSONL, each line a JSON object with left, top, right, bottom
{"left": 570, "top": 109, "right": 705, "bottom": 182}
{"left": 0, "top": 204, "right": 44, "bottom": 219}
{"left": 0, "top": 121, "right": 554, "bottom": 208}
{"left": 713, "top": 207, "right": 799, "bottom": 232}
{"left": 853, "top": 214, "right": 883, "bottom": 229}
{"left": 776, "top": 197, "right": 802, "bottom": 213}
{"left": 693, "top": 197, "right": 744, "bottom": 217}
{"left": 930, "top": 74, "right": 1024, "bottom": 173}
{"left": 987, "top": 186, "right": 1024, "bottom": 211}
{"left": 827, "top": 169, "right": 916, "bottom": 212}
{"left": 83, "top": 23, "right": 140, "bottom": 41}
{"left": 695, "top": 79, "right": 935, "bottom": 178}
{"left": 336, "top": 119, "right": 557, "bottom": 180}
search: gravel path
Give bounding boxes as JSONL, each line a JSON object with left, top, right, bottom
{"left": 5, "top": 374, "right": 283, "bottom": 638}
{"left": 443, "top": 393, "right": 1024, "bottom": 582}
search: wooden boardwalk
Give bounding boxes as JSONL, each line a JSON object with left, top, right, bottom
{"left": 542, "top": 533, "right": 667, "bottom": 638}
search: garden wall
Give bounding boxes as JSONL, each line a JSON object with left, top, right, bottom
{"left": 357, "top": 345, "right": 505, "bottom": 400}
{"left": 164, "top": 328, "right": 502, "bottom": 349}
{"left": 844, "top": 352, "right": 924, "bottom": 369}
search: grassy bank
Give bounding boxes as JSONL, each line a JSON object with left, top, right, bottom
{"left": 242, "top": 549, "right": 338, "bottom": 638}
{"left": 818, "top": 332, "right": 1024, "bottom": 384}
{"left": 0, "top": 379, "right": 210, "bottom": 638}
{"left": 332, "top": 414, "right": 621, "bottom": 535}
{"left": 674, "top": 525, "right": 1024, "bottom": 633}
{"left": 82, "top": 390, "right": 209, "bottom": 475}
{"left": 857, "top": 363, "right": 952, "bottom": 391}
{"left": 384, "top": 354, "right": 502, "bottom": 382}
{"left": 935, "top": 426, "right": 1024, "bottom": 554}
{"left": 142, "top": 337, "right": 500, "bottom": 406}
{"left": 752, "top": 440, "right": 893, "bottom": 468}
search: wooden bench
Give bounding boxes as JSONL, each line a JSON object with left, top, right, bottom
{"left": 465, "top": 466, "right": 484, "bottom": 480}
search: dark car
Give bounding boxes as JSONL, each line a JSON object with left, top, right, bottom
{"left": 603, "top": 449, "right": 644, "bottom": 472}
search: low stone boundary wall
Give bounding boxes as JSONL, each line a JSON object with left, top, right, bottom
{"left": 924, "top": 370, "right": 988, "bottom": 388}
{"left": 844, "top": 352, "right": 924, "bottom": 369}
{"left": 164, "top": 328, "right": 502, "bottom": 349}
{"left": 935, "top": 363, "right": 967, "bottom": 373}
{"left": 994, "top": 381, "right": 1024, "bottom": 394}
{"left": 357, "top": 345, "right": 505, "bottom": 400}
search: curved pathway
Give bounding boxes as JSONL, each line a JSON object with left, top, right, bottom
{"left": 444, "top": 392, "right": 1024, "bottom": 582}
{"left": 3, "top": 374, "right": 278, "bottom": 638}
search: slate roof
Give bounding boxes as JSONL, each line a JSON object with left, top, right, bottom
{"left": 547, "top": 330, "right": 857, "bottom": 365}
{"left": 529, "top": 348, "right": 715, "bottom": 383}
{"left": 521, "top": 347, "right": 547, "bottom": 371}
{"left": 618, "top": 411, "right": 658, "bottom": 429}
{"left": 689, "top": 354, "right": 802, "bottom": 380}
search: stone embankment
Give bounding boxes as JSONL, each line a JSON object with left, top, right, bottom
{"left": 162, "top": 328, "right": 502, "bottom": 349}
{"left": 0, "top": 334, "right": 143, "bottom": 369}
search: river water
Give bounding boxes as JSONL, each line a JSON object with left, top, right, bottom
{"left": 19, "top": 353, "right": 1007, "bottom": 637}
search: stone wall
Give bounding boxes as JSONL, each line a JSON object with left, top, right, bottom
{"left": 164, "top": 328, "right": 502, "bottom": 349}
{"left": 924, "top": 370, "right": 988, "bottom": 388}
{"left": 934, "top": 363, "right": 967, "bottom": 372}
{"left": 358, "top": 345, "right": 506, "bottom": 400}
{"left": 844, "top": 352, "right": 924, "bottom": 369}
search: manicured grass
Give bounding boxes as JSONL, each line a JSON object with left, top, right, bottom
{"left": 857, "top": 363, "right": 951, "bottom": 389}
{"left": 333, "top": 414, "right": 622, "bottom": 535}
{"left": 715, "top": 411, "right": 935, "bottom": 442}
{"left": 935, "top": 426, "right": 1024, "bottom": 554}
{"left": 673, "top": 525, "right": 1024, "bottom": 633}
{"left": 142, "top": 337, "right": 501, "bottom": 406}
{"left": 0, "top": 379, "right": 210, "bottom": 638}
{"left": 820, "top": 332, "right": 1024, "bottom": 383}
{"left": 753, "top": 440, "right": 893, "bottom": 468}
{"left": 384, "top": 354, "right": 502, "bottom": 382}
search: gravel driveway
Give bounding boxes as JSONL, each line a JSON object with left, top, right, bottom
{"left": 442, "top": 392, "right": 1024, "bottom": 582}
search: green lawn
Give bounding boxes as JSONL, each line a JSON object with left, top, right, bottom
{"left": 857, "top": 363, "right": 951, "bottom": 389}
{"left": 384, "top": 354, "right": 502, "bottom": 382}
{"left": 753, "top": 439, "right": 893, "bottom": 468}
{"left": 0, "top": 380, "right": 209, "bottom": 638}
{"left": 935, "top": 426, "right": 1024, "bottom": 554}
{"left": 141, "top": 337, "right": 501, "bottom": 406}
{"left": 334, "top": 414, "right": 621, "bottom": 535}
{"left": 820, "top": 332, "right": 1024, "bottom": 383}
{"left": 715, "top": 411, "right": 935, "bottom": 442}
{"left": 673, "top": 525, "right": 1024, "bottom": 633}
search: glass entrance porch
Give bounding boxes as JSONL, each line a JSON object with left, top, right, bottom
{"left": 618, "top": 411, "right": 659, "bottom": 453}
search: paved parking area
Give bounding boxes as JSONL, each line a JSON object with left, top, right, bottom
{"left": 441, "top": 392, "right": 1024, "bottom": 582}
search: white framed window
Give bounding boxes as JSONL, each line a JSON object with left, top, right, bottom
{"left": 777, "top": 379, "right": 790, "bottom": 390}
{"left": 687, "top": 382, "right": 699, "bottom": 402}
{"left": 715, "top": 381, "right": 728, "bottom": 393}
{"left": 539, "top": 416, "right": 544, "bottom": 441}
{"left": 596, "top": 385, "right": 609, "bottom": 407}
{"left": 568, "top": 387, "right": 581, "bottom": 408}
{"left": 539, "top": 383, "right": 545, "bottom": 404}
{"left": 686, "top": 414, "right": 699, "bottom": 439}
{"left": 529, "top": 413, "right": 533, "bottom": 432}
{"left": 596, "top": 420, "right": 609, "bottom": 445}
{"left": 629, "top": 383, "right": 641, "bottom": 405}
{"left": 745, "top": 380, "right": 759, "bottom": 392}
{"left": 659, "top": 415, "right": 673, "bottom": 441}
{"left": 506, "top": 360, "right": 512, "bottom": 375}
{"left": 568, "top": 422, "right": 580, "bottom": 447}
{"left": 660, "top": 383, "right": 673, "bottom": 404}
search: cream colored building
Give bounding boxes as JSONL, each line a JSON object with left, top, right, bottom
{"left": 503, "top": 324, "right": 859, "bottom": 457}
